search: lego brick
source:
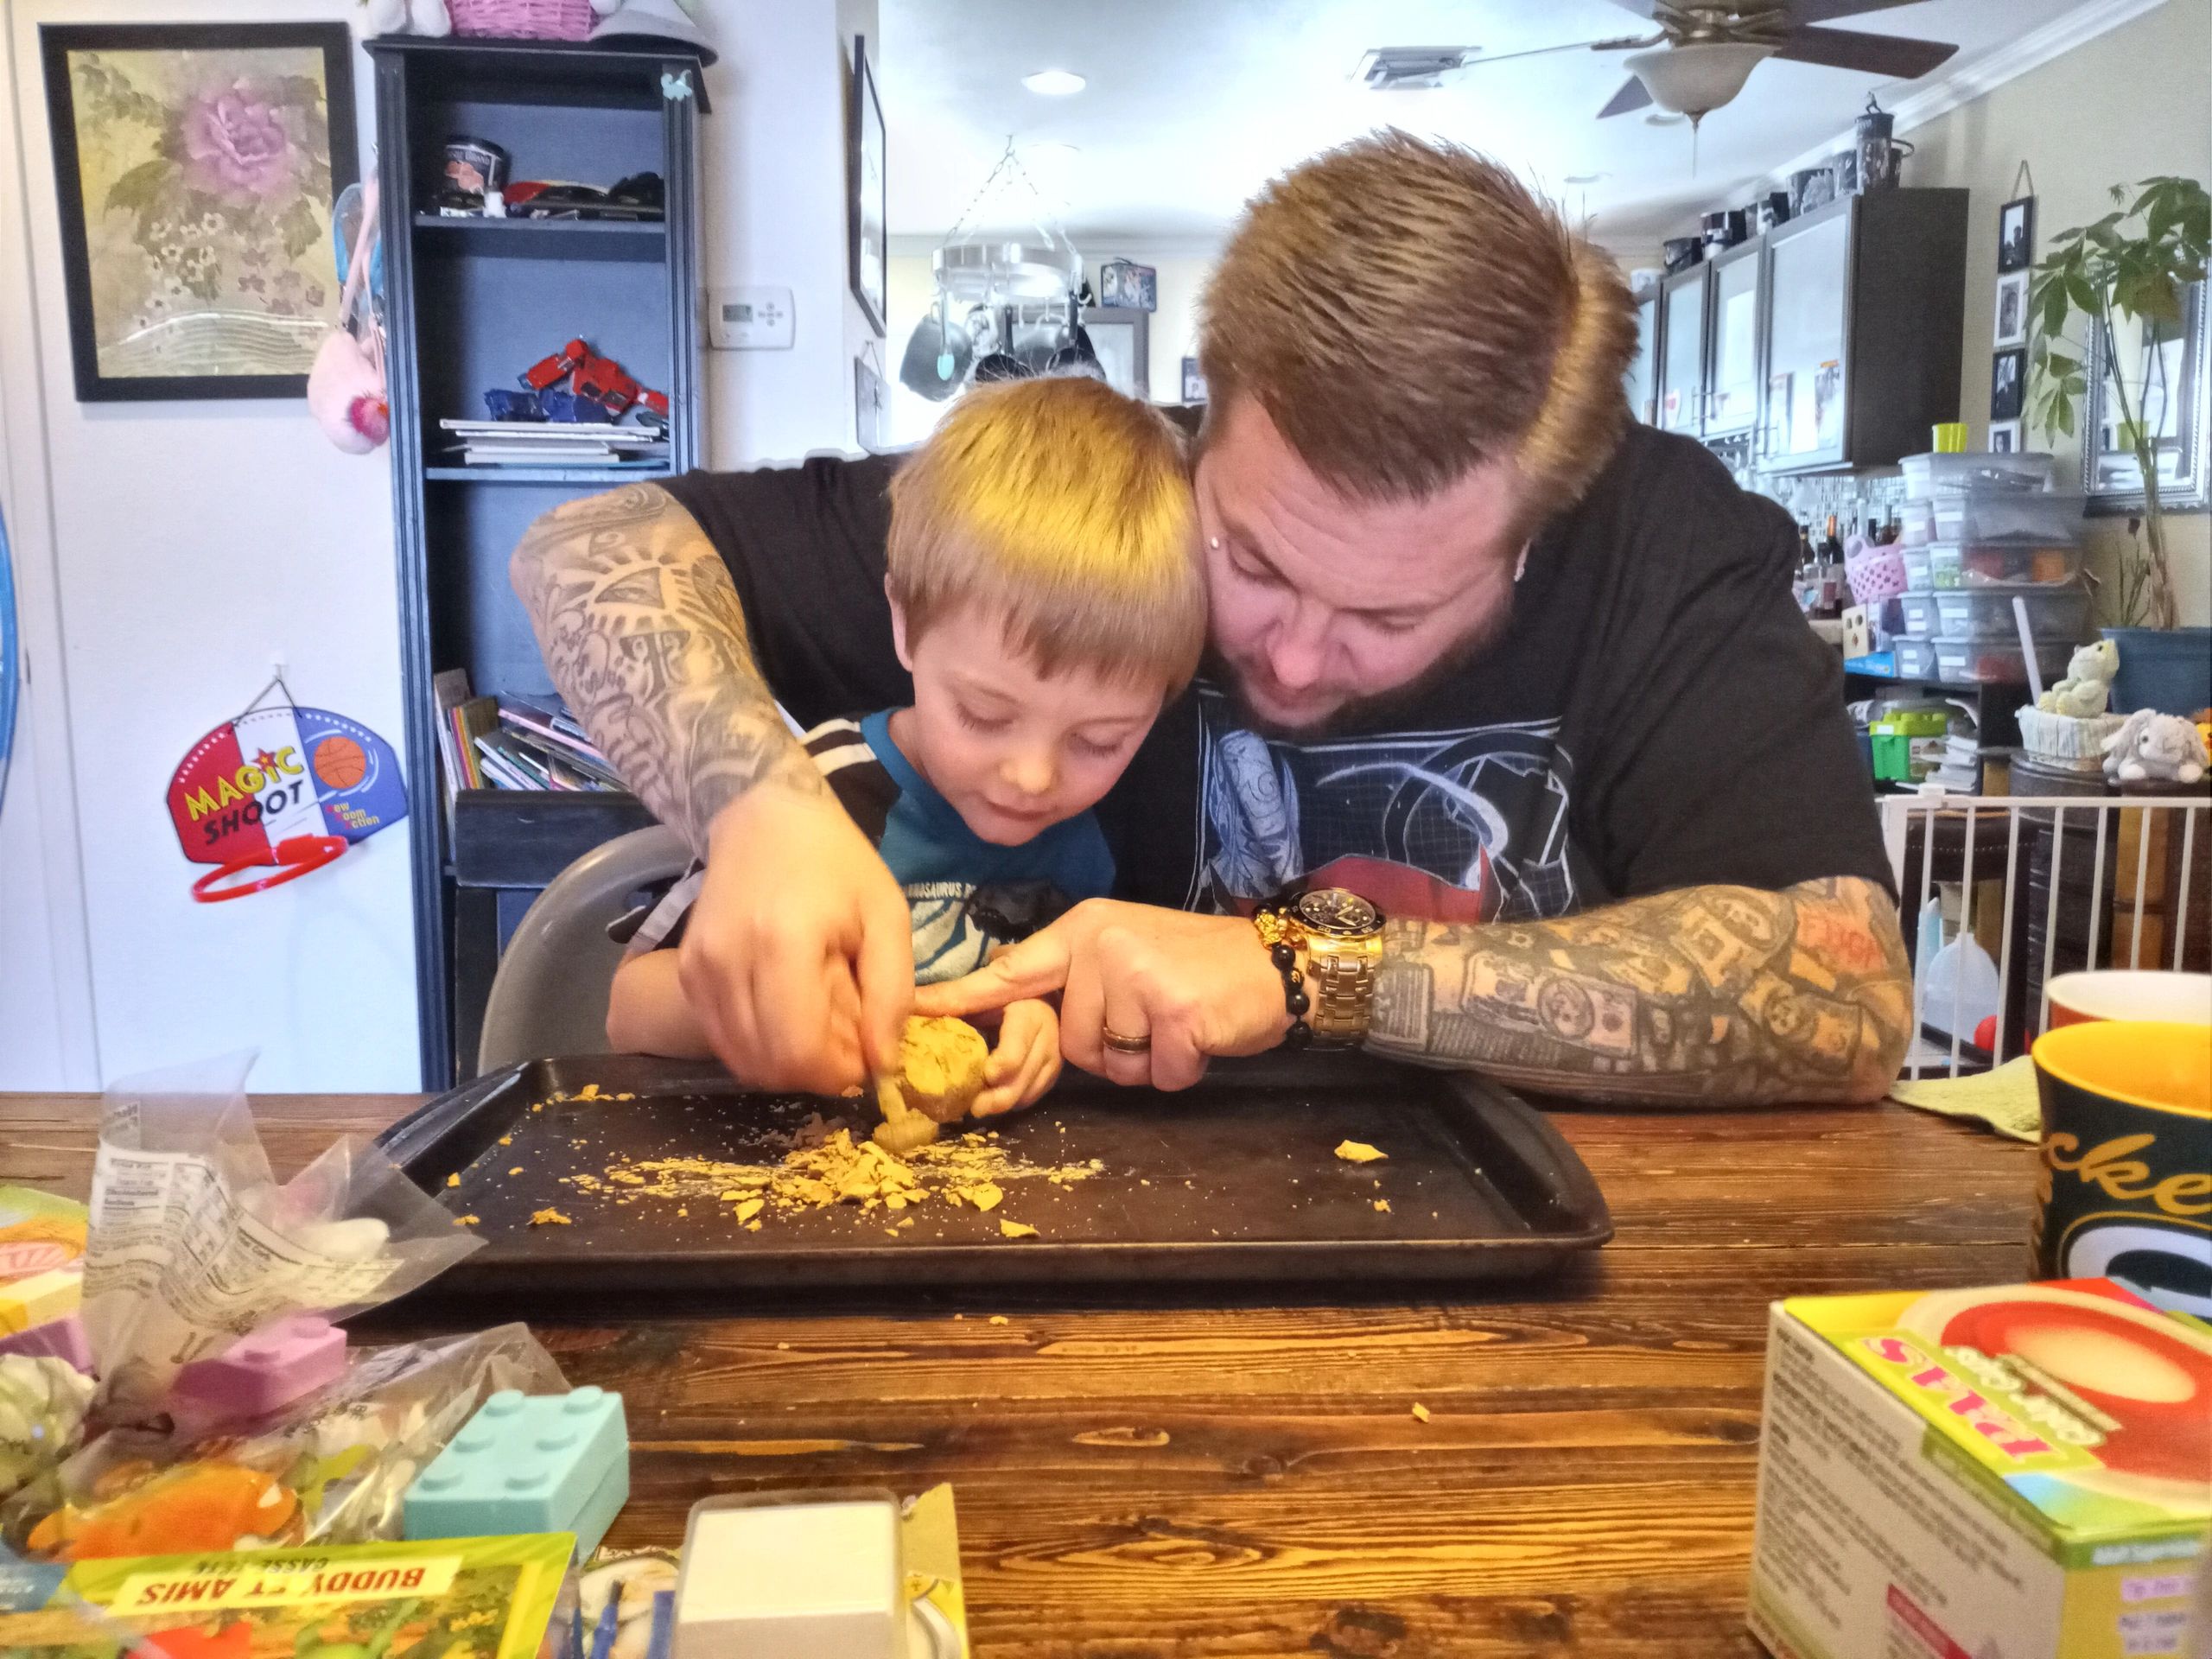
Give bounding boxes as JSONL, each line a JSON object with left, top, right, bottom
{"left": 404, "top": 1388, "right": 627, "bottom": 1541}
{"left": 564, "top": 1454, "right": 630, "bottom": 1563}
{"left": 168, "top": 1316, "right": 346, "bottom": 1431}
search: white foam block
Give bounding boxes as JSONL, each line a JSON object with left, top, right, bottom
{"left": 675, "top": 1498, "right": 904, "bottom": 1659}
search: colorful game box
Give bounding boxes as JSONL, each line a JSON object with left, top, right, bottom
{"left": 0, "top": 1534, "right": 574, "bottom": 1659}
{"left": 1748, "top": 1280, "right": 2209, "bottom": 1659}
{"left": 0, "top": 1187, "right": 89, "bottom": 1335}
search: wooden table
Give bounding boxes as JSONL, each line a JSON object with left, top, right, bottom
{"left": 1, "top": 1092, "right": 2037, "bottom": 1656}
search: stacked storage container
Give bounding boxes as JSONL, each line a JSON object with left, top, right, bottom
{"left": 1891, "top": 452, "right": 2088, "bottom": 684}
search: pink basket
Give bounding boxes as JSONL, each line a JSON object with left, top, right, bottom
{"left": 1846, "top": 543, "right": 1910, "bottom": 607}
{"left": 448, "top": 0, "right": 594, "bottom": 41}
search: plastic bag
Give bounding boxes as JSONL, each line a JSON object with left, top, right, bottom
{"left": 0, "top": 1354, "right": 96, "bottom": 1503}
{"left": 3, "top": 1321, "right": 565, "bottom": 1560}
{"left": 82, "top": 1053, "right": 480, "bottom": 1411}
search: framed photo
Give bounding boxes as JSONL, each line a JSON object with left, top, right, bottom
{"left": 1987, "top": 419, "right": 2022, "bottom": 454}
{"left": 1993, "top": 269, "right": 2029, "bottom": 349}
{"left": 1180, "top": 355, "right": 1207, "bottom": 404}
{"left": 41, "top": 23, "right": 357, "bottom": 402}
{"left": 846, "top": 34, "right": 887, "bottom": 339}
{"left": 1997, "top": 195, "right": 2035, "bottom": 275}
{"left": 1991, "top": 346, "right": 2027, "bottom": 423}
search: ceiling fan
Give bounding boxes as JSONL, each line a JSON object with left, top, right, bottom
{"left": 1408, "top": 2, "right": 1961, "bottom": 126}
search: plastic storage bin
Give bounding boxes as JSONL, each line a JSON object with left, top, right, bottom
{"left": 1932, "top": 585, "right": 2091, "bottom": 642}
{"left": 1932, "top": 493, "right": 2087, "bottom": 546}
{"left": 1901, "top": 548, "right": 1934, "bottom": 590}
{"left": 1895, "top": 638, "right": 1941, "bottom": 680}
{"left": 1901, "top": 451, "right": 2058, "bottom": 498}
{"left": 1934, "top": 639, "right": 2075, "bottom": 685}
{"left": 1896, "top": 500, "right": 1936, "bottom": 548}
{"left": 1926, "top": 543, "right": 2087, "bottom": 588}
{"left": 1897, "top": 593, "right": 1943, "bottom": 637}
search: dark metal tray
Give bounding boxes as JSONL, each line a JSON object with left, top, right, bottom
{"left": 376, "top": 1050, "right": 1611, "bottom": 1299}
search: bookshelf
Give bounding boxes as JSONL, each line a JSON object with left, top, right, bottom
{"left": 368, "top": 35, "right": 709, "bottom": 1085}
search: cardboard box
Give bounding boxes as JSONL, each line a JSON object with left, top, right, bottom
{"left": 1748, "top": 1281, "right": 2208, "bottom": 1659}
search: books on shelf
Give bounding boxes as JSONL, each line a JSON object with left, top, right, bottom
{"left": 438, "top": 419, "right": 666, "bottom": 469}
{"left": 434, "top": 673, "right": 626, "bottom": 800}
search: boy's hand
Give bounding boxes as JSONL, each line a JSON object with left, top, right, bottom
{"left": 972, "top": 998, "right": 1061, "bottom": 1117}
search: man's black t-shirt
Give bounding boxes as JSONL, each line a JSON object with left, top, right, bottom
{"left": 658, "top": 423, "right": 1891, "bottom": 923}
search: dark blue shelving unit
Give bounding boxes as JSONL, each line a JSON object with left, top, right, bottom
{"left": 369, "top": 35, "right": 707, "bottom": 1085}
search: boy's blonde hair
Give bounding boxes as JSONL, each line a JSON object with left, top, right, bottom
{"left": 887, "top": 377, "right": 1205, "bottom": 693}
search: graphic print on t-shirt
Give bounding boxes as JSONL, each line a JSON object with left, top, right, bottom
{"left": 1191, "top": 688, "right": 1578, "bottom": 923}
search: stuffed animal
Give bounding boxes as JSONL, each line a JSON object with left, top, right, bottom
{"left": 363, "top": 0, "right": 452, "bottom": 35}
{"left": 2038, "top": 639, "right": 2120, "bottom": 718}
{"left": 2102, "top": 708, "right": 2210, "bottom": 785}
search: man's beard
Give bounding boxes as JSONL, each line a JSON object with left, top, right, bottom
{"left": 1209, "top": 590, "right": 1516, "bottom": 741}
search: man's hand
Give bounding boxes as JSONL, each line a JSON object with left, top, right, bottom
{"left": 677, "top": 788, "right": 914, "bottom": 1096}
{"left": 916, "top": 899, "right": 1290, "bottom": 1091}
{"left": 972, "top": 999, "right": 1062, "bottom": 1117}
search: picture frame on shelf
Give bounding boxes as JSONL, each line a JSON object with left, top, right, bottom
{"left": 1988, "top": 419, "right": 2022, "bottom": 454}
{"left": 1180, "top": 355, "right": 1207, "bottom": 404}
{"left": 846, "top": 33, "right": 887, "bottom": 338}
{"left": 1991, "top": 346, "right": 2026, "bottom": 423}
{"left": 1993, "top": 269, "right": 2029, "bottom": 349}
{"left": 1997, "top": 195, "right": 2035, "bottom": 274}
{"left": 40, "top": 22, "right": 358, "bottom": 402}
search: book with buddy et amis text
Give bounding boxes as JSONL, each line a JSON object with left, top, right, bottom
{"left": 0, "top": 1535, "right": 574, "bottom": 1659}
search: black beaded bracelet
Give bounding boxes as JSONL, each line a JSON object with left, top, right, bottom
{"left": 1254, "top": 910, "right": 1313, "bottom": 1048}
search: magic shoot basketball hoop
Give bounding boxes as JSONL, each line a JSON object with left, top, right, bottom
{"left": 167, "top": 677, "right": 408, "bottom": 902}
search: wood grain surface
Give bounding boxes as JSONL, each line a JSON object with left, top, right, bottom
{"left": 0, "top": 1090, "right": 2039, "bottom": 1657}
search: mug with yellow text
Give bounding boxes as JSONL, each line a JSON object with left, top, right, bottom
{"left": 2031, "top": 1020, "right": 2211, "bottom": 1317}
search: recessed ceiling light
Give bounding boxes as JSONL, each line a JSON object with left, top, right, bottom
{"left": 1022, "top": 69, "right": 1086, "bottom": 96}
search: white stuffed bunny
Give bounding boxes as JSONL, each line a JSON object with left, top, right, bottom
{"left": 2038, "top": 639, "right": 2120, "bottom": 718}
{"left": 2102, "top": 708, "right": 2210, "bottom": 785}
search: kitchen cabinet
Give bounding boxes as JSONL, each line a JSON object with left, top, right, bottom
{"left": 1706, "top": 241, "right": 1763, "bottom": 436}
{"left": 1755, "top": 188, "right": 1968, "bottom": 474}
{"left": 1658, "top": 264, "right": 1707, "bottom": 435}
{"left": 1627, "top": 294, "right": 1659, "bottom": 425}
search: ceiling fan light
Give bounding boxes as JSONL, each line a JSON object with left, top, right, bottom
{"left": 1624, "top": 42, "right": 1775, "bottom": 117}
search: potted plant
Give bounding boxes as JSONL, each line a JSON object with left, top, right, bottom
{"left": 2027, "top": 175, "right": 2209, "bottom": 715}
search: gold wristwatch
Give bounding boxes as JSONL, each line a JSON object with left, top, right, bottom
{"left": 1254, "top": 888, "right": 1386, "bottom": 1047}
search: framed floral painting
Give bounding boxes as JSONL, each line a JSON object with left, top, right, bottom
{"left": 40, "top": 23, "right": 357, "bottom": 401}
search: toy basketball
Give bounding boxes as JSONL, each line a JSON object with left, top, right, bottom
{"left": 314, "top": 734, "right": 369, "bottom": 790}
{"left": 167, "top": 690, "right": 407, "bottom": 902}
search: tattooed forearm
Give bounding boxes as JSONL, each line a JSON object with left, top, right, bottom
{"left": 509, "top": 484, "right": 825, "bottom": 850}
{"left": 1368, "top": 876, "right": 1912, "bottom": 1105}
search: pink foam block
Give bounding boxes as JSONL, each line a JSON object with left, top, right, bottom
{"left": 168, "top": 1315, "right": 347, "bottom": 1430}
{"left": 0, "top": 1313, "right": 93, "bottom": 1374}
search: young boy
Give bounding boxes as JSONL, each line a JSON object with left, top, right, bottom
{"left": 606, "top": 376, "right": 1205, "bottom": 1117}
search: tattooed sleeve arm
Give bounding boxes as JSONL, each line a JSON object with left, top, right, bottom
{"left": 508, "top": 483, "right": 826, "bottom": 850}
{"left": 1366, "top": 875, "right": 1911, "bottom": 1104}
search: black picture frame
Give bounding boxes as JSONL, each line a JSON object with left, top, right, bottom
{"left": 847, "top": 34, "right": 887, "bottom": 339}
{"left": 1991, "top": 346, "right": 2027, "bottom": 423}
{"left": 41, "top": 22, "right": 358, "bottom": 402}
{"left": 1997, "top": 195, "right": 2035, "bottom": 275}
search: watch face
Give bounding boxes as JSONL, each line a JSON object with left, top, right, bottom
{"left": 1294, "top": 887, "right": 1381, "bottom": 936}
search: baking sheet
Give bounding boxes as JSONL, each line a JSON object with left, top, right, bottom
{"left": 376, "top": 1050, "right": 1611, "bottom": 1298}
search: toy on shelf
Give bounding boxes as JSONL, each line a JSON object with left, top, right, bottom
{"left": 2103, "top": 709, "right": 2211, "bottom": 785}
{"left": 497, "top": 339, "right": 668, "bottom": 427}
{"left": 404, "top": 1386, "right": 628, "bottom": 1560}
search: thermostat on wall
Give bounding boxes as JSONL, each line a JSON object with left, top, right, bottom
{"left": 708, "top": 287, "right": 794, "bottom": 350}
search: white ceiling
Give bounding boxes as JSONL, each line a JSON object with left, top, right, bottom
{"left": 877, "top": 0, "right": 2094, "bottom": 253}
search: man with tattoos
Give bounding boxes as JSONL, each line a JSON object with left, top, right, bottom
{"left": 512, "top": 133, "right": 1910, "bottom": 1106}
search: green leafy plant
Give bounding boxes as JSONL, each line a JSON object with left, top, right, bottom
{"left": 2028, "top": 175, "right": 2210, "bottom": 630}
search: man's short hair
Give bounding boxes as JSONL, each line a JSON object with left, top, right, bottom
{"left": 888, "top": 377, "right": 1205, "bottom": 692}
{"left": 1199, "top": 130, "right": 1637, "bottom": 530}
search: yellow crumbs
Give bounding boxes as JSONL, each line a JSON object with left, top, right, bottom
{"left": 1412, "top": 1403, "right": 1431, "bottom": 1423}
{"left": 530, "top": 1207, "right": 572, "bottom": 1227}
{"left": 1334, "top": 1140, "right": 1388, "bottom": 1164}
{"left": 1374, "top": 1199, "right": 1392, "bottom": 1213}
{"left": 455, "top": 1215, "right": 480, "bottom": 1226}
{"left": 445, "top": 1173, "right": 461, "bottom": 1188}
{"left": 559, "top": 1114, "right": 1096, "bottom": 1241}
